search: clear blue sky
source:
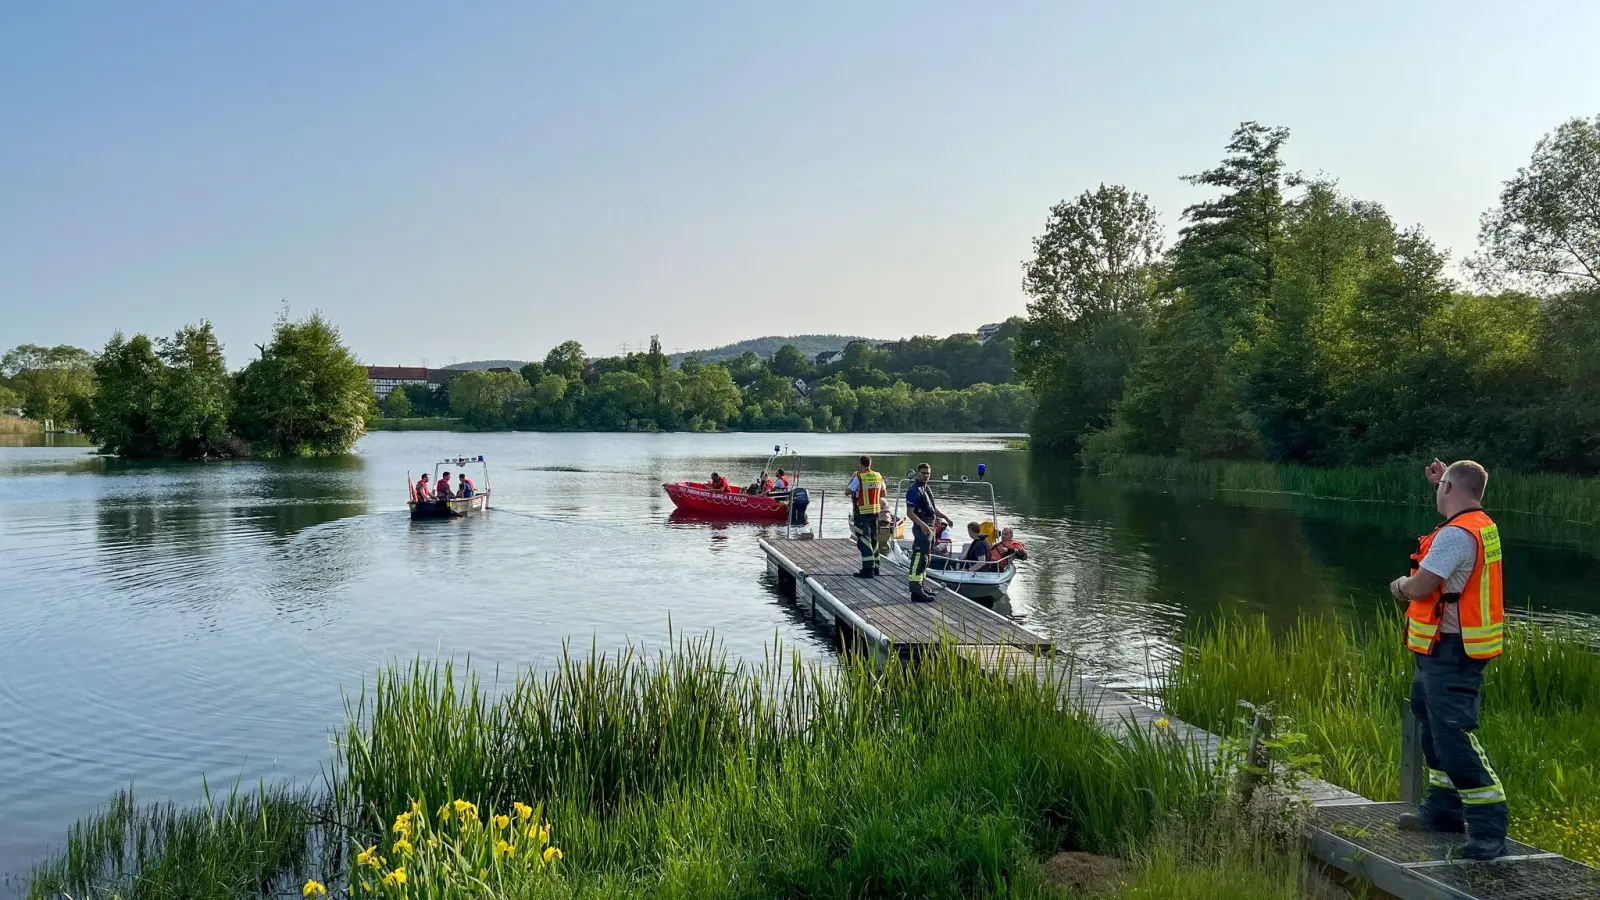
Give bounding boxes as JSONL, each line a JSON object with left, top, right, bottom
{"left": 4, "top": 1, "right": 1597, "bottom": 367}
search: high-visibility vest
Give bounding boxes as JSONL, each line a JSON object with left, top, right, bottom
{"left": 1405, "top": 509, "right": 1503, "bottom": 659}
{"left": 853, "top": 470, "right": 885, "bottom": 514}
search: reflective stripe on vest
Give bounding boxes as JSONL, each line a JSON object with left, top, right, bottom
{"left": 855, "top": 470, "right": 885, "bottom": 514}
{"left": 1404, "top": 509, "right": 1504, "bottom": 659}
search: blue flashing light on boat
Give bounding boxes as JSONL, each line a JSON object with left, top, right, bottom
{"left": 477, "top": 455, "right": 484, "bottom": 461}
{"left": 977, "top": 463, "right": 986, "bottom": 479}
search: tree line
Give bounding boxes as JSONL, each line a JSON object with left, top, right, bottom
{"left": 388, "top": 326, "right": 1032, "bottom": 433}
{"left": 2, "top": 314, "right": 373, "bottom": 458}
{"left": 1017, "top": 115, "right": 1600, "bottom": 476}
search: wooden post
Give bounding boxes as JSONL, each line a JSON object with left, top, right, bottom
{"left": 1400, "top": 707, "right": 1426, "bottom": 806}
{"left": 1238, "top": 707, "right": 1273, "bottom": 801}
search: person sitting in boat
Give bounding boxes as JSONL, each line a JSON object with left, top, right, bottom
{"left": 963, "top": 521, "right": 993, "bottom": 572}
{"left": 414, "top": 473, "right": 434, "bottom": 501}
{"left": 458, "top": 474, "right": 475, "bottom": 498}
{"left": 934, "top": 522, "right": 953, "bottom": 555}
{"left": 770, "top": 469, "right": 790, "bottom": 493}
{"left": 747, "top": 471, "right": 771, "bottom": 494}
{"left": 436, "top": 472, "right": 456, "bottom": 501}
{"left": 988, "top": 527, "right": 1029, "bottom": 568}
{"left": 709, "top": 472, "right": 728, "bottom": 492}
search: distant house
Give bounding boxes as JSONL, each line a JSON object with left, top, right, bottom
{"left": 976, "top": 322, "right": 1005, "bottom": 344}
{"left": 366, "top": 366, "right": 453, "bottom": 401}
{"left": 815, "top": 350, "right": 844, "bottom": 366}
{"left": 486, "top": 367, "right": 514, "bottom": 374}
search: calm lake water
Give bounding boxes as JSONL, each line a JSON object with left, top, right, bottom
{"left": 2, "top": 431, "right": 1598, "bottom": 878}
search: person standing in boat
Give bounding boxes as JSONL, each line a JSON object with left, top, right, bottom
{"left": 846, "top": 455, "right": 885, "bottom": 578}
{"left": 904, "top": 462, "right": 949, "bottom": 602}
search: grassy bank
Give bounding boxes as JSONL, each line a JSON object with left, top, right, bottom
{"left": 27, "top": 638, "right": 1329, "bottom": 899}
{"left": 367, "top": 417, "right": 466, "bottom": 432}
{"left": 1092, "top": 454, "right": 1600, "bottom": 525}
{"left": 0, "top": 416, "right": 44, "bottom": 434}
{"left": 1161, "top": 615, "right": 1600, "bottom": 864}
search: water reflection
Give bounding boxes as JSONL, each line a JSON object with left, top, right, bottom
{"left": 3, "top": 432, "right": 1598, "bottom": 879}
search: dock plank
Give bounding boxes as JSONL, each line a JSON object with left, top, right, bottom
{"left": 765, "top": 537, "right": 1047, "bottom": 651}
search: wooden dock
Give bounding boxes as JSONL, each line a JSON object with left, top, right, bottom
{"left": 758, "top": 537, "right": 1048, "bottom": 654}
{"left": 757, "top": 538, "right": 1600, "bottom": 900}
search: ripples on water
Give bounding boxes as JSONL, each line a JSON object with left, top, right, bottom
{"left": 2, "top": 432, "right": 1599, "bottom": 878}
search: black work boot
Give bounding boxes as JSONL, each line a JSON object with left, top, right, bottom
{"left": 1457, "top": 802, "right": 1509, "bottom": 861}
{"left": 855, "top": 564, "right": 874, "bottom": 578}
{"left": 1397, "top": 811, "right": 1464, "bottom": 834}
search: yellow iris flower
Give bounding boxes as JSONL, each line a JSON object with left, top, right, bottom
{"left": 301, "top": 880, "right": 327, "bottom": 898}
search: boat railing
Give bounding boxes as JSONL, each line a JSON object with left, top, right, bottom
{"left": 785, "top": 488, "right": 825, "bottom": 539}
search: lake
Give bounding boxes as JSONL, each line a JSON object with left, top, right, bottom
{"left": 2, "top": 431, "right": 1598, "bottom": 880}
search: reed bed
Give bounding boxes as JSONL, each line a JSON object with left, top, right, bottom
{"left": 1160, "top": 614, "right": 1600, "bottom": 864}
{"left": 25, "top": 781, "right": 326, "bottom": 900}
{"left": 1094, "top": 454, "right": 1600, "bottom": 526}
{"left": 335, "top": 636, "right": 1232, "bottom": 896}
{"left": 28, "top": 635, "right": 1323, "bottom": 898}
{"left": 0, "top": 416, "right": 43, "bottom": 434}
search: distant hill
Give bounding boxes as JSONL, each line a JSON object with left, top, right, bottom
{"left": 444, "top": 360, "right": 529, "bottom": 371}
{"left": 669, "top": 334, "right": 868, "bottom": 367}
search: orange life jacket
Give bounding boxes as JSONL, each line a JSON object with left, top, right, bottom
{"left": 853, "top": 469, "right": 885, "bottom": 514}
{"left": 1405, "top": 509, "right": 1503, "bottom": 659}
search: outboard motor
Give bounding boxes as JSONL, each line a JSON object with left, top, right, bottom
{"left": 787, "top": 487, "right": 810, "bottom": 524}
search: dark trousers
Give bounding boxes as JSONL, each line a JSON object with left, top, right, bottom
{"left": 853, "top": 513, "right": 878, "bottom": 573}
{"left": 908, "top": 528, "right": 931, "bottom": 593}
{"left": 1412, "top": 634, "right": 1507, "bottom": 839}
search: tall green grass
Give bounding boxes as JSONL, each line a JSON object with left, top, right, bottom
{"left": 25, "top": 781, "right": 326, "bottom": 900}
{"left": 1160, "top": 614, "right": 1600, "bottom": 864}
{"left": 335, "top": 637, "right": 1230, "bottom": 897}
{"left": 0, "top": 416, "right": 43, "bottom": 435}
{"left": 1094, "top": 454, "right": 1600, "bottom": 525}
{"left": 25, "top": 635, "right": 1328, "bottom": 898}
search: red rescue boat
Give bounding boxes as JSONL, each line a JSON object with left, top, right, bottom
{"left": 662, "top": 447, "right": 809, "bottom": 522}
{"left": 662, "top": 481, "right": 791, "bottom": 519}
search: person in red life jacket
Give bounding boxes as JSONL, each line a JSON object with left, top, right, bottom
{"left": 414, "top": 473, "right": 433, "bottom": 501}
{"left": 709, "top": 472, "right": 727, "bottom": 492}
{"left": 1387, "top": 459, "right": 1506, "bottom": 860}
{"left": 771, "top": 469, "right": 790, "bottom": 493}
{"left": 987, "top": 527, "right": 1030, "bottom": 567}
{"left": 458, "top": 473, "right": 475, "bottom": 498}
{"left": 436, "top": 472, "right": 455, "bottom": 500}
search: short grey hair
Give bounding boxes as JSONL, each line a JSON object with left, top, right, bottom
{"left": 1445, "top": 460, "right": 1488, "bottom": 500}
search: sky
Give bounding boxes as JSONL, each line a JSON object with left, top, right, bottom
{"left": 3, "top": 1, "right": 1598, "bottom": 368}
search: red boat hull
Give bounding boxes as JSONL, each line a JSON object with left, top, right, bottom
{"left": 663, "top": 481, "right": 789, "bottom": 520}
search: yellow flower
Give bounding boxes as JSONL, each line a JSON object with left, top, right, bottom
{"left": 382, "top": 867, "right": 408, "bottom": 886}
{"left": 494, "top": 814, "right": 511, "bottom": 830}
{"left": 393, "top": 839, "right": 413, "bottom": 856}
{"left": 392, "top": 811, "right": 413, "bottom": 837}
{"left": 1154, "top": 717, "right": 1171, "bottom": 730}
{"left": 437, "top": 802, "right": 452, "bottom": 822}
{"left": 302, "top": 880, "right": 328, "bottom": 898}
{"left": 513, "top": 802, "right": 533, "bottom": 822}
{"left": 356, "top": 845, "right": 382, "bottom": 868}
{"left": 453, "top": 799, "right": 478, "bottom": 819}
{"left": 539, "top": 823, "right": 551, "bottom": 845}
{"left": 543, "top": 846, "right": 562, "bottom": 863}
{"left": 526, "top": 825, "right": 541, "bottom": 842}
{"left": 495, "top": 839, "right": 516, "bottom": 858}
